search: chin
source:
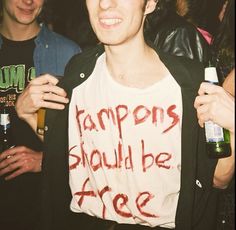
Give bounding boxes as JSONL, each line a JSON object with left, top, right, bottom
{"left": 101, "top": 41, "right": 123, "bottom": 46}
{"left": 97, "top": 36, "right": 124, "bottom": 46}
{"left": 17, "top": 18, "right": 36, "bottom": 25}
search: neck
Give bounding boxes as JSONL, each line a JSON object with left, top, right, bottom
{"left": 0, "top": 20, "right": 40, "bottom": 41}
{"left": 105, "top": 37, "right": 154, "bottom": 81}
{"left": 104, "top": 38, "right": 168, "bottom": 89}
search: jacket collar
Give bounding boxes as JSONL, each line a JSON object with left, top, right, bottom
{"left": 79, "top": 42, "right": 204, "bottom": 91}
{"left": 34, "top": 23, "right": 52, "bottom": 47}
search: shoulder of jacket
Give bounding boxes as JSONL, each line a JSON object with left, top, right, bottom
{"left": 159, "top": 50, "right": 204, "bottom": 87}
{"left": 59, "top": 45, "right": 104, "bottom": 90}
{"left": 37, "top": 24, "right": 80, "bottom": 50}
{"left": 159, "top": 50, "right": 203, "bottom": 71}
{"left": 66, "top": 44, "right": 104, "bottom": 71}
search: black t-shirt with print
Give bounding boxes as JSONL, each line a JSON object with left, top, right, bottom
{"left": 0, "top": 35, "right": 42, "bottom": 151}
{"left": 0, "top": 36, "right": 41, "bottom": 229}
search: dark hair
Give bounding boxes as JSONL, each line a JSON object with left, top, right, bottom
{"left": 52, "top": 0, "right": 98, "bottom": 50}
{"left": 37, "top": 0, "right": 52, "bottom": 24}
{"left": 213, "top": 0, "right": 235, "bottom": 52}
{"left": 213, "top": 0, "right": 235, "bottom": 73}
{"left": 0, "top": 0, "right": 3, "bottom": 23}
{"left": 144, "top": 0, "right": 177, "bottom": 39}
{"left": 184, "top": 0, "right": 227, "bottom": 36}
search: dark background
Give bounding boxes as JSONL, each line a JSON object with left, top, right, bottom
{"left": 43, "top": 0, "right": 98, "bottom": 49}
{"left": 43, "top": 0, "right": 225, "bottom": 50}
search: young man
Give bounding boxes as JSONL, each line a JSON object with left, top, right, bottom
{"left": 0, "top": 0, "right": 81, "bottom": 229}
{"left": 16, "top": 0, "right": 234, "bottom": 229}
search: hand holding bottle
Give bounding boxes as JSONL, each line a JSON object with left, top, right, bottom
{"left": 194, "top": 65, "right": 233, "bottom": 159}
{"left": 195, "top": 82, "right": 235, "bottom": 187}
{"left": 194, "top": 82, "right": 235, "bottom": 133}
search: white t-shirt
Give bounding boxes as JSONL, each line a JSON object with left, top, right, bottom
{"left": 69, "top": 54, "right": 183, "bottom": 228}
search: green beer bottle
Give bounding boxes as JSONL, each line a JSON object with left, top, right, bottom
{"left": 204, "top": 66, "right": 231, "bottom": 158}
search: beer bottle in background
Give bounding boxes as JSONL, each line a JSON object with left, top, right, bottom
{"left": 204, "top": 65, "right": 231, "bottom": 158}
{"left": 0, "top": 108, "right": 14, "bottom": 153}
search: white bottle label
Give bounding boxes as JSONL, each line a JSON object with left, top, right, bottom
{"left": 205, "top": 121, "right": 224, "bottom": 142}
{"left": 0, "top": 114, "right": 10, "bottom": 127}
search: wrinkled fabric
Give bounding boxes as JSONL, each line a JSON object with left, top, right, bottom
{"left": 149, "top": 13, "right": 211, "bottom": 66}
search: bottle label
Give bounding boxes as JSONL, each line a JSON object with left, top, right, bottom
{"left": 0, "top": 114, "right": 10, "bottom": 129}
{"left": 205, "top": 121, "right": 224, "bottom": 142}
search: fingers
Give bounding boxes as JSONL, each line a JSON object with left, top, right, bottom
{"left": 198, "top": 82, "right": 224, "bottom": 96}
{"left": 27, "top": 82, "right": 69, "bottom": 108}
{"left": 194, "top": 94, "right": 214, "bottom": 109}
{"left": 0, "top": 146, "right": 17, "bottom": 162}
{"left": 38, "top": 90, "right": 69, "bottom": 110}
{"left": 40, "top": 100, "right": 67, "bottom": 110}
{"left": 196, "top": 104, "right": 212, "bottom": 128}
{"left": 194, "top": 82, "right": 224, "bottom": 110}
{"left": 4, "top": 168, "right": 26, "bottom": 180}
{"left": 0, "top": 146, "right": 43, "bottom": 180}
{"left": 15, "top": 74, "right": 69, "bottom": 122}
{"left": 0, "top": 157, "right": 25, "bottom": 179}
{"left": 194, "top": 82, "right": 235, "bottom": 131}
{"left": 4, "top": 157, "right": 38, "bottom": 180}
{"left": 30, "top": 73, "right": 59, "bottom": 86}
{"left": 194, "top": 94, "right": 218, "bottom": 124}
{"left": 29, "top": 83, "right": 67, "bottom": 97}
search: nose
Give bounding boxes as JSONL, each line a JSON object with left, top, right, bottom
{"left": 99, "top": 0, "right": 116, "bottom": 10}
{"left": 22, "top": 0, "right": 34, "bottom": 5}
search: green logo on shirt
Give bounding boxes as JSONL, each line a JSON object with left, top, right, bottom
{"left": 0, "top": 64, "right": 35, "bottom": 93}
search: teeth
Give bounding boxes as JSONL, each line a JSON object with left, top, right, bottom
{"left": 100, "top": 18, "right": 122, "bottom": 26}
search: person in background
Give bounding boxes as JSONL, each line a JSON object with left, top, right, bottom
{"left": 178, "top": 0, "right": 228, "bottom": 42}
{"left": 211, "top": 0, "right": 235, "bottom": 229}
{"left": 145, "top": 0, "right": 211, "bottom": 66}
{"left": 176, "top": 0, "right": 189, "bottom": 17}
{"left": 182, "top": 0, "right": 213, "bottom": 44}
{"left": 0, "top": 0, "right": 81, "bottom": 229}
{"left": 212, "top": 0, "right": 234, "bottom": 84}
{"left": 16, "top": 0, "right": 234, "bottom": 229}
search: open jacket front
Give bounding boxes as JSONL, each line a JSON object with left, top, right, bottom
{"left": 42, "top": 44, "right": 217, "bottom": 230}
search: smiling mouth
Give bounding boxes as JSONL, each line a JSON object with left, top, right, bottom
{"left": 100, "top": 18, "right": 122, "bottom": 26}
{"left": 19, "top": 8, "right": 34, "bottom": 15}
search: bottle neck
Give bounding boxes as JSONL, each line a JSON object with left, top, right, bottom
{"left": 0, "top": 124, "right": 10, "bottom": 132}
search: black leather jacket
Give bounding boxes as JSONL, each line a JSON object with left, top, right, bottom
{"left": 148, "top": 13, "right": 212, "bottom": 66}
